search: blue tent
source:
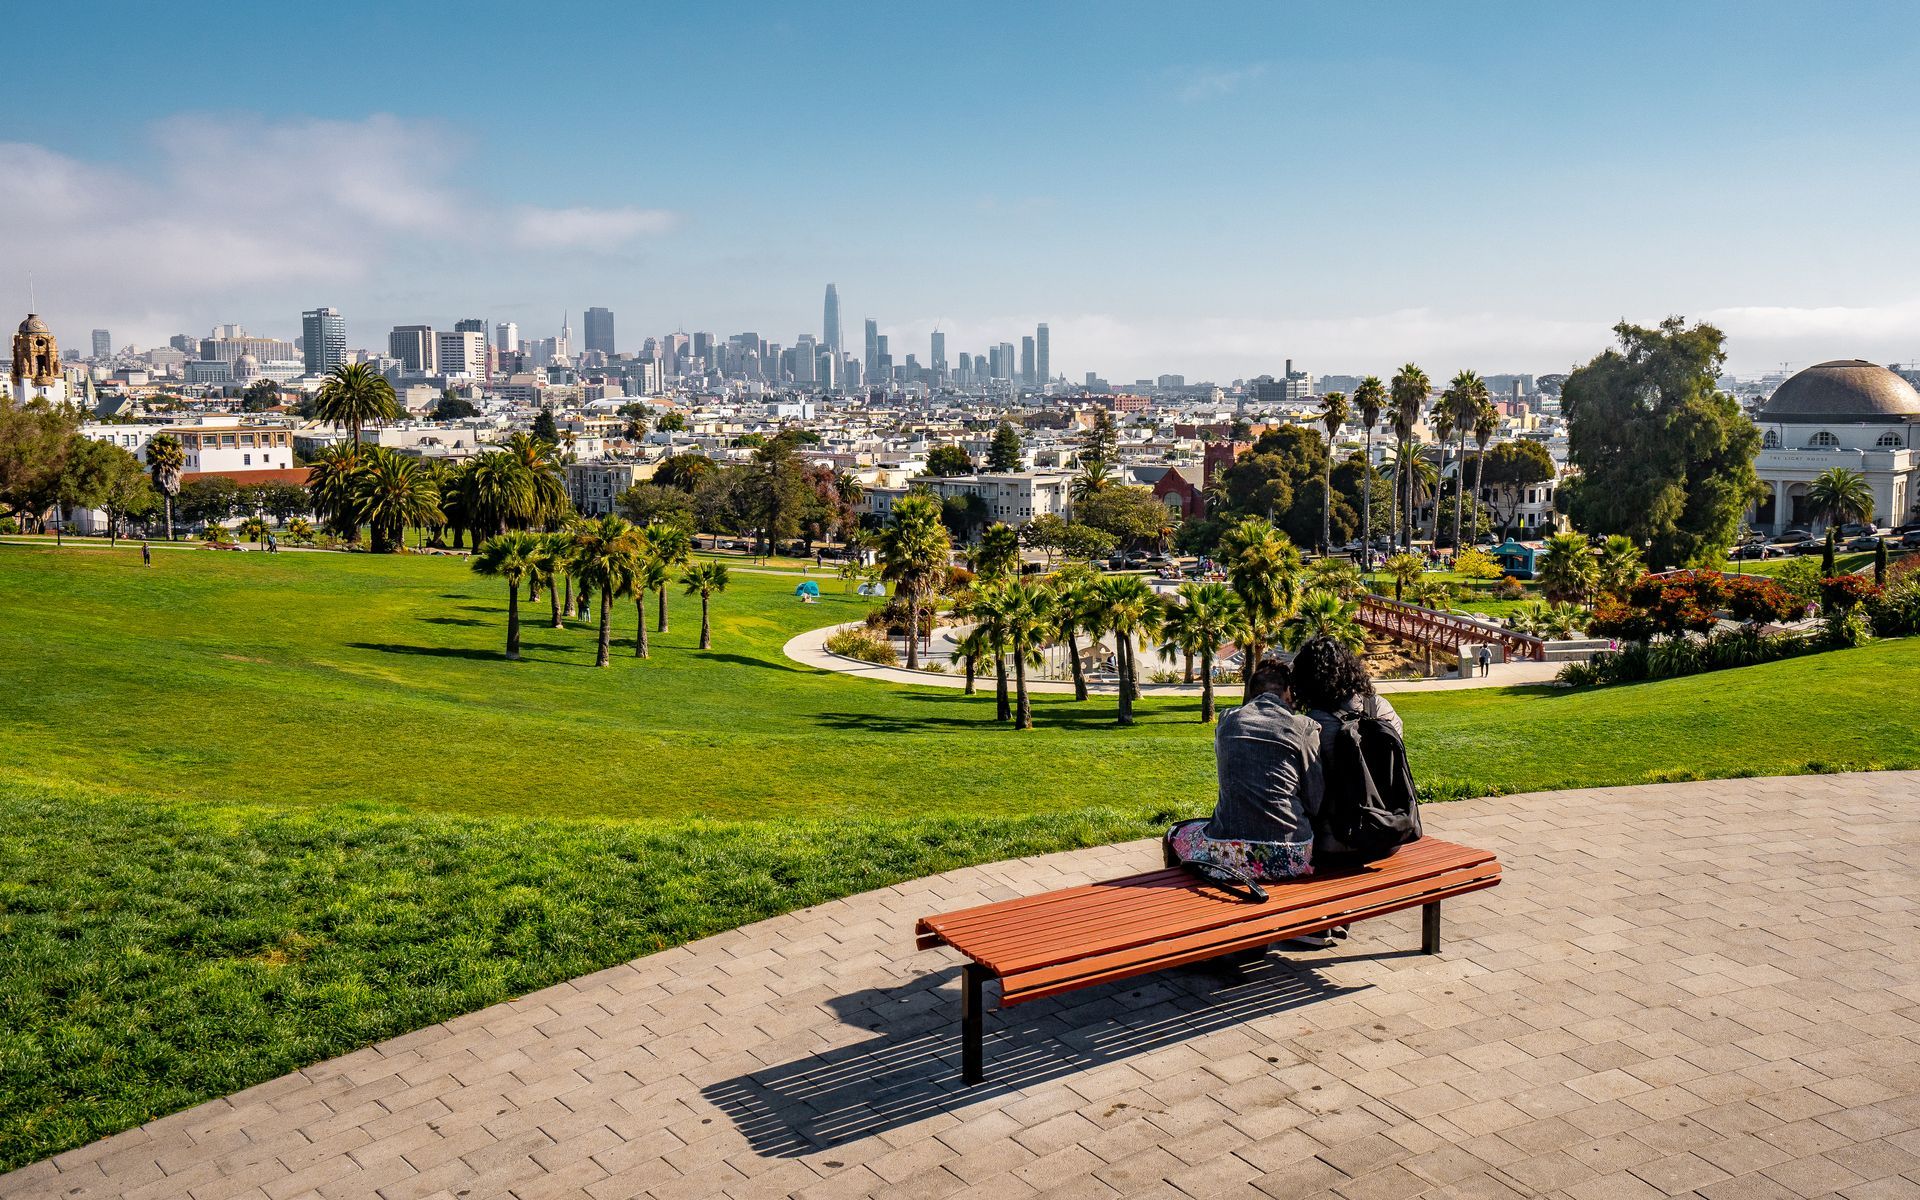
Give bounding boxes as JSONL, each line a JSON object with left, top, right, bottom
{"left": 794, "top": 580, "right": 820, "bottom": 597}
{"left": 1492, "top": 539, "right": 1538, "bottom": 579}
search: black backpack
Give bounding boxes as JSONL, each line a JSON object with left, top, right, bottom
{"left": 1316, "top": 704, "right": 1422, "bottom": 862}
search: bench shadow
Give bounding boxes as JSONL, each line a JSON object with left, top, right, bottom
{"left": 702, "top": 953, "right": 1357, "bottom": 1158}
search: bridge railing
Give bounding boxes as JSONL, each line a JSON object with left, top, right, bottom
{"left": 1357, "top": 593, "right": 1549, "bottom": 662}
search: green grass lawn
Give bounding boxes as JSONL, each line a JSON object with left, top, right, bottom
{"left": 3, "top": 542, "right": 1919, "bottom": 1170}
{"left": 1731, "top": 550, "right": 1875, "bottom": 577}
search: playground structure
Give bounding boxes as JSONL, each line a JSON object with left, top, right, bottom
{"left": 1357, "top": 594, "right": 1548, "bottom": 663}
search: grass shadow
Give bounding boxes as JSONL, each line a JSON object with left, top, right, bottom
{"left": 419, "top": 616, "right": 489, "bottom": 627}
{"left": 703, "top": 953, "right": 1356, "bottom": 1156}
{"left": 699, "top": 651, "right": 808, "bottom": 673}
{"left": 348, "top": 641, "right": 588, "bottom": 664}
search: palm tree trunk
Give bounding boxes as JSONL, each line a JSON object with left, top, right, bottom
{"left": 963, "top": 654, "right": 976, "bottom": 694}
{"left": 1200, "top": 650, "right": 1216, "bottom": 723}
{"left": 506, "top": 583, "right": 522, "bottom": 660}
{"left": 699, "top": 596, "right": 712, "bottom": 649}
{"left": 1241, "top": 637, "right": 1263, "bottom": 702}
{"left": 164, "top": 497, "right": 174, "bottom": 542}
{"left": 1183, "top": 649, "right": 1193, "bottom": 684}
{"left": 905, "top": 592, "right": 921, "bottom": 669}
{"left": 561, "top": 574, "right": 571, "bottom": 614}
{"left": 634, "top": 596, "right": 649, "bottom": 657}
{"left": 1453, "top": 434, "right": 1467, "bottom": 550}
{"left": 596, "top": 589, "right": 612, "bottom": 667}
{"left": 528, "top": 576, "right": 540, "bottom": 602}
{"left": 1014, "top": 642, "right": 1031, "bottom": 730}
{"left": 1323, "top": 450, "right": 1333, "bottom": 555}
{"left": 1117, "top": 640, "right": 1135, "bottom": 726}
{"left": 1473, "top": 447, "right": 1488, "bottom": 546}
{"left": 994, "top": 650, "right": 1009, "bottom": 721}
{"left": 1361, "top": 429, "right": 1372, "bottom": 564}
{"left": 549, "top": 581, "right": 562, "bottom": 628}
{"left": 1066, "top": 626, "right": 1087, "bottom": 701}
{"left": 657, "top": 586, "right": 668, "bottom": 633}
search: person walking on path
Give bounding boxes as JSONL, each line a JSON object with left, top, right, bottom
{"left": 141, "top": 540, "right": 152, "bottom": 568}
{"left": 1477, "top": 645, "right": 1491, "bottom": 677}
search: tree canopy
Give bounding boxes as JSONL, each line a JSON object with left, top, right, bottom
{"left": 1561, "top": 318, "right": 1761, "bottom": 567}
{"left": 986, "top": 422, "right": 1023, "bottom": 472}
{"left": 925, "top": 444, "right": 974, "bottom": 477}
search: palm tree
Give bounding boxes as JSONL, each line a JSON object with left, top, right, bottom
{"left": 878, "top": 491, "right": 951, "bottom": 670}
{"left": 528, "top": 532, "right": 569, "bottom": 628}
{"left": 471, "top": 531, "right": 542, "bottom": 660}
{"left": 1219, "top": 516, "right": 1302, "bottom": 699}
{"left": 1596, "top": 534, "right": 1644, "bottom": 598}
{"left": 313, "top": 362, "right": 400, "bottom": 454}
{"left": 681, "top": 561, "right": 729, "bottom": 650}
{"left": 146, "top": 433, "right": 185, "bottom": 541}
{"left": 1429, "top": 395, "right": 1456, "bottom": 547}
{"left": 1440, "top": 371, "right": 1488, "bottom": 549}
{"left": 999, "top": 577, "right": 1056, "bottom": 730}
{"left": 462, "top": 450, "right": 532, "bottom": 540}
{"left": 1070, "top": 459, "right": 1114, "bottom": 503}
{"left": 352, "top": 446, "right": 442, "bottom": 553}
{"left": 1304, "top": 557, "right": 1367, "bottom": 599}
{"left": 1353, "top": 376, "right": 1386, "bottom": 560}
{"left": 1389, "top": 364, "right": 1430, "bottom": 550}
{"left": 1388, "top": 446, "right": 1438, "bottom": 544}
{"left": 1318, "top": 391, "right": 1350, "bottom": 555}
{"left": 569, "top": 514, "right": 636, "bottom": 667}
{"left": 970, "top": 522, "right": 1020, "bottom": 581}
{"left": 646, "top": 522, "right": 693, "bottom": 630}
{"left": 304, "top": 443, "right": 365, "bottom": 544}
{"left": 1159, "top": 582, "right": 1245, "bottom": 723}
{"left": 963, "top": 581, "right": 1014, "bottom": 720}
{"left": 626, "top": 529, "right": 670, "bottom": 658}
{"left": 1408, "top": 577, "right": 1454, "bottom": 672}
{"left": 949, "top": 624, "right": 988, "bottom": 694}
{"left": 1282, "top": 591, "right": 1366, "bottom": 653}
{"left": 1091, "top": 574, "right": 1160, "bottom": 725}
{"left": 502, "top": 432, "right": 570, "bottom": 529}
{"left": 1806, "top": 467, "right": 1874, "bottom": 532}
{"left": 1539, "top": 531, "right": 1599, "bottom": 603}
{"left": 285, "top": 516, "right": 314, "bottom": 545}
{"left": 1471, "top": 397, "right": 1498, "bottom": 547}
{"left": 238, "top": 515, "right": 269, "bottom": 544}
{"left": 1383, "top": 551, "right": 1425, "bottom": 603}
{"left": 1049, "top": 565, "right": 1100, "bottom": 701}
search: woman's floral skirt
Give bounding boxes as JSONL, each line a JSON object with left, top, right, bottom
{"left": 1166, "top": 817, "right": 1313, "bottom": 881}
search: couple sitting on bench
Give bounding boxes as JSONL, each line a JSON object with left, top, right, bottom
{"left": 1166, "top": 635, "right": 1405, "bottom": 947}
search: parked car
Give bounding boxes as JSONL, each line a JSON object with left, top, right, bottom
{"left": 1904, "top": 530, "right": 1920, "bottom": 549}
{"left": 1775, "top": 528, "right": 1814, "bottom": 544}
{"left": 1846, "top": 535, "right": 1883, "bottom": 552}
{"left": 1791, "top": 540, "right": 1827, "bottom": 555}
{"left": 1731, "top": 543, "right": 1778, "bottom": 560}
{"left": 1837, "top": 522, "right": 1874, "bottom": 538}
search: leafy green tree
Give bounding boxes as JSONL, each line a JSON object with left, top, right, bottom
{"left": 1390, "top": 364, "right": 1431, "bottom": 550}
{"left": 653, "top": 453, "right": 713, "bottom": 492}
{"left": 1048, "top": 564, "right": 1101, "bottom": 701}
{"left": 1387, "top": 446, "right": 1437, "bottom": 541}
{"left": 1481, "top": 440, "right": 1556, "bottom": 539}
{"left": 1080, "top": 408, "right": 1118, "bottom": 466}
{"left": 746, "top": 435, "right": 807, "bottom": 554}
{"left": 986, "top": 422, "right": 1024, "bottom": 472}
{"left": 177, "top": 476, "right": 242, "bottom": 532}
{"left": 1539, "top": 531, "right": 1600, "bottom": 602}
{"left": 472, "top": 531, "right": 542, "bottom": 660}
{"left": 999, "top": 578, "right": 1056, "bottom": 729}
{"left": 1304, "top": 557, "right": 1367, "bottom": 599}
{"left": 940, "top": 493, "right": 990, "bottom": 544}
{"left": 625, "top": 530, "right": 670, "bottom": 658}
{"left": 1070, "top": 458, "right": 1114, "bottom": 502}
{"left": 532, "top": 407, "right": 559, "bottom": 444}
{"left": 240, "top": 378, "right": 281, "bottom": 412}
{"left": 1470, "top": 394, "right": 1499, "bottom": 543}
{"left": 1158, "top": 581, "right": 1245, "bottom": 722}
{"left": 305, "top": 444, "right": 363, "bottom": 543}
{"left": 528, "top": 531, "right": 570, "bottom": 628}
{"left": 313, "top": 362, "right": 399, "bottom": 452}
{"left": 435, "top": 391, "right": 479, "bottom": 420}
{"left": 618, "top": 483, "right": 695, "bottom": 532}
{"left": 681, "top": 561, "right": 729, "bottom": 650}
{"left": 1561, "top": 318, "right": 1762, "bottom": 567}
{"left": 97, "top": 449, "right": 158, "bottom": 544}
{"left": 878, "top": 491, "right": 951, "bottom": 669}
{"left": 285, "top": 516, "right": 314, "bottom": 545}
{"left": 1806, "top": 467, "right": 1874, "bottom": 531}
{"left": 568, "top": 514, "right": 637, "bottom": 667}
{"left": 962, "top": 580, "right": 1013, "bottom": 720}
{"left": 501, "top": 432, "right": 569, "bottom": 529}
{"left": 1317, "top": 391, "right": 1350, "bottom": 553}
{"left": 1596, "top": 534, "right": 1645, "bottom": 598}
{"left": 1219, "top": 516, "right": 1301, "bottom": 698}
{"left": 1353, "top": 375, "right": 1387, "bottom": 555}
{"left": 1074, "top": 485, "right": 1170, "bottom": 548}
{"left": 1089, "top": 573, "right": 1160, "bottom": 725}
{"left": 144, "top": 432, "right": 184, "bottom": 540}
{"left": 655, "top": 411, "right": 688, "bottom": 433}
{"left": 925, "top": 444, "right": 974, "bottom": 477}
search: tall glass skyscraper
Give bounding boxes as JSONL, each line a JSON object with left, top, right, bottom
{"left": 584, "top": 307, "right": 615, "bottom": 355}
{"left": 301, "top": 307, "right": 346, "bottom": 376}
{"left": 823, "top": 284, "right": 841, "bottom": 355}
{"left": 1035, "top": 323, "right": 1049, "bottom": 386}
{"left": 863, "top": 318, "right": 879, "bottom": 383}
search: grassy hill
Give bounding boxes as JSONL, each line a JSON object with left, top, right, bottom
{"left": 2, "top": 541, "right": 1916, "bottom": 1169}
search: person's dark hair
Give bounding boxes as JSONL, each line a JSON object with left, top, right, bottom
{"left": 1289, "top": 636, "right": 1373, "bottom": 713}
{"left": 1246, "top": 656, "right": 1291, "bottom": 697}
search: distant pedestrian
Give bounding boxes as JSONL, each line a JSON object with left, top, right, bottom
{"left": 267, "top": 532, "right": 278, "bottom": 554}
{"left": 141, "top": 540, "right": 152, "bottom": 568}
{"left": 1477, "top": 646, "right": 1492, "bottom": 677}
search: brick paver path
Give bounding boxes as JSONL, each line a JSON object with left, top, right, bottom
{"left": 6, "top": 772, "right": 1918, "bottom": 1200}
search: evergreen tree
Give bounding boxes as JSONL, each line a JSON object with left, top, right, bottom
{"left": 986, "top": 421, "right": 1024, "bottom": 472}
{"left": 532, "top": 407, "right": 559, "bottom": 443}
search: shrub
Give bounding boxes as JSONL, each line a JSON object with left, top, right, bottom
{"left": 1146, "top": 668, "right": 1184, "bottom": 684}
{"left": 825, "top": 626, "right": 900, "bottom": 666}
{"left": 1866, "top": 577, "right": 1920, "bottom": 637}
{"left": 864, "top": 596, "right": 937, "bottom": 638}
{"left": 1627, "top": 570, "right": 1727, "bottom": 638}
{"left": 1557, "top": 626, "right": 1817, "bottom": 687}
{"left": 1774, "top": 557, "right": 1822, "bottom": 606}
{"left": 1819, "top": 573, "right": 1880, "bottom": 614}
{"left": 1454, "top": 547, "right": 1500, "bottom": 580}
{"left": 1724, "top": 575, "right": 1798, "bottom": 625}
{"left": 1491, "top": 575, "right": 1525, "bottom": 600}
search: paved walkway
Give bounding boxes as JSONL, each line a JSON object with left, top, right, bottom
{"left": 6, "top": 772, "right": 1917, "bottom": 1200}
{"left": 783, "top": 623, "right": 1570, "bottom": 696}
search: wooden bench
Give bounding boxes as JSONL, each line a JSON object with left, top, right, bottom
{"left": 915, "top": 836, "right": 1501, "bottom": 1083}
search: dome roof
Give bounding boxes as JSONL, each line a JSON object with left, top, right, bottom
{"left": 1761, "top": 360, "right": 1920, "bottom": 422}
{"left": 17, "top": 313, "right": 49, "bottom": 335}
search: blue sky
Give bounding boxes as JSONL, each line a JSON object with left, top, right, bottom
{"left": 7, "top": 0, "right": 1920, "bottom": 380}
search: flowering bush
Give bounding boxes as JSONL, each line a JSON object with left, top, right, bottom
{"left": 1491, "top": 575, "right": 1525, "bottom": 600}
{"left": 1454, "top": 547, "right": 1501, "bottom": 580}
{"left": 1625, "top": 570, "right": 1727, "bottom": 638}
{"left": 1723, "top": 575, "right": 1799, "bottom": 625}
{"left": 1586, "top": 596, "right": 1654, "bottom": 642}
{"left": 1819, "top": 573, "right": 1880, "bottom": 613}
{"left": 1558, "top": 626, "right": 1818, "bottom": 686}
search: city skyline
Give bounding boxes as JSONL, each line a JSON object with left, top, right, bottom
{"left": 6, "top": 2, "right": 1920, "bottom": 379}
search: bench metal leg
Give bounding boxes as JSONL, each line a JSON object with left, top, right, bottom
{"left": 961, "top": 963, "right": 988, "bottom": 1084}
{"left": 1422, "top": 901, "right": 1442, "bottom": 954}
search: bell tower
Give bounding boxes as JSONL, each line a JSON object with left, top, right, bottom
{"left": 12, "top": 314, "right": 67, "bottom": 404}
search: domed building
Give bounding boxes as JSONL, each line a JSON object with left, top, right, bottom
{"left": 1751, "top": 359, "right": 1920, "bottom": 533}
{"left": 11, "top": 313, "right": 69, "bottom": 405}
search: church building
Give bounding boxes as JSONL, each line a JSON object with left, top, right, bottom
{"left": 11, "top": 313, "right": 70, "bottom": 406}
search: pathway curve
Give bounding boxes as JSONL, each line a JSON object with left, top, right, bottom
{"left": 7, "top": 772, "right": 1917, "bottom": 1200}
{"left": 782, "top": 622, "right": 1570, "bottom": 696}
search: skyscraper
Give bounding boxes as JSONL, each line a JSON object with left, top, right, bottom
{"left": 584, "top": 307, "right": 615, "bottom": 355}
{"left": 930, "top": 330, "right": 946, "bottom": 380}
{"left": 823, "top": 284, "right": 841, "bottom": 355}
{"left": 301, "top": 308, "right": 346, "bottom": 376}
{"left": 1035, "top": 323, "right": 1050, "bottom": 386}
{"left": 436, "top": 329, "right": 486, "bottom": 380}
{"left": 556, "top": 314, "right": 573, "bottom": 363}
{"left": 388, "top": 326, "right": 436, "bottom": 373}
{"left": 453, "top": 319, "right": 488, "bottom": 381}
{"left": 91, "top": 329, "right": 112, "bottom": 360}
{"left": 863, "top": 318, "right": 879, "bottom": 384}
{"left": 495, "top": 321, "right": 518, "bottom": 353}
{"left": 1020, "top": 337, "right": 1036, "bottom": 385}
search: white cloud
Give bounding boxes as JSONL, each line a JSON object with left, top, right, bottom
{"left": 510, "top": 205, "right": 678, "bottom": 249}
{"left": 1173, "top": 63, "right": 1268, "bottom": 103}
